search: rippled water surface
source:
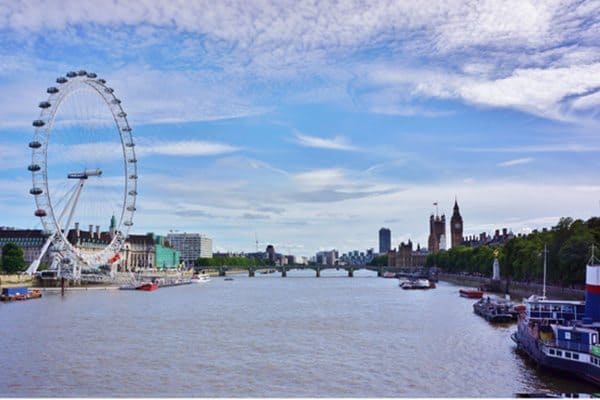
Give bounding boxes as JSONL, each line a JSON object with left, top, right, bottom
{"left": 0, "top": 269, "right": 595, "bottom": 397}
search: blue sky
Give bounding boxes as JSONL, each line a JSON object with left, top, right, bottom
{"left": 1, "top": 1, "right": 599, "bottom": 257}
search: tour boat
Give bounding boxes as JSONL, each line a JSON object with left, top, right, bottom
{"left": 136, "top": 282, "right": 158, "bottom": 291}
{"left": 190, "top": 273, "right": 210, "bottom": 283}
{"left": 400, "top": 279, "right": 432, "bottom": 290}
{"left": 460, "top": 288, "right": 484, "bottom": 299}
{"left": 383, "top": 271, "right": 397, "bottom": 279}
{"left": 511, "top": 250, "right": 600, "bottom": 386}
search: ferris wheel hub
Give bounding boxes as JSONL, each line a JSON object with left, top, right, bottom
{"left": 67, "top": 168, "right": 103, "bottom": 179}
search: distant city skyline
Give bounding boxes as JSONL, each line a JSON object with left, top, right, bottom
{"left": 0, "top": 1, "right": 599, "bottom": 257}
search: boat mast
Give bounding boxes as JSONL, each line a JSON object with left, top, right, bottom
{"left": 543, "top": 243, "right": 548, "bottom": 299}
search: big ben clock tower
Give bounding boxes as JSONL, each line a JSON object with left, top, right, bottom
{"left": 450, "top": 198, "right": 463, "bottom": 248}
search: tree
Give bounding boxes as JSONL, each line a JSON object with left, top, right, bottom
{"left": 1, "top": 242, "right": 26, "bottom": 273}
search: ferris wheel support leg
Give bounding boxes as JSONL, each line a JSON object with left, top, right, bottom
{"left": 25, "top": 231, "right": 56, "bottom": 275}
{"left": 62, "top": 179, "right": 86, "bottom": 238}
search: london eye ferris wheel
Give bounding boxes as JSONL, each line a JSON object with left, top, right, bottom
{"left": 25, "top": 70, "right": 137, "bottom": 280}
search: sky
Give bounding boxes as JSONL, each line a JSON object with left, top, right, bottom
{"left": 0, "top": 0, "right": 599, "bottom": 257}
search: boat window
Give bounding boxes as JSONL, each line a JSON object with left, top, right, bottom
{"left": 565, "top": 352, "right": 571, "bottom": 358}
{"left": 556, "top": 350, "right": 562, "bottom": 356}
{"left": 564, "top": 332, "right": 571, "bottom": 340}
{"left": 549, "top": 349, "right": 555, "bottom": 355}
{"left": 573, "top": 353, "right": 579, "bottom": 360}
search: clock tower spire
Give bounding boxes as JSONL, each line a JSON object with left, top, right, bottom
{"left": 450, "top": 197, "right": 463, "bottom": 248}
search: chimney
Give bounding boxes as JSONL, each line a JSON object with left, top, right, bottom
{"left": 75, "top": 222, "right": 80, "bottom": 237}
{"left": 95, "top": 225, "right": 100, "bottom": 239}
{"left": 89, "top": 224, "right": 93, "bottom": 236}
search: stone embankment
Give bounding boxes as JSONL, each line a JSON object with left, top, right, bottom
{"left": 439, "top": 272, "right": 584, "bottom": 301}
{"left": 0, "top": 274, "right": 33, "bottom": 288}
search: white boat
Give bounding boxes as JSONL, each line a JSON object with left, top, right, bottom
{"left": 190, "top": 273, "right": 210, "bottom": 283}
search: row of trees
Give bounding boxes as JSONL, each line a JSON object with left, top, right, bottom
{"left": 194, "top": 255, "right": 271, "bottom": 268}
{"left": 426, "top": 217, "right": 600, "bottom": 287}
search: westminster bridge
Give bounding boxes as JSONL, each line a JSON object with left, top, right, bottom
{"left": 208, "top": 265, "right": 436, "bottom": 279}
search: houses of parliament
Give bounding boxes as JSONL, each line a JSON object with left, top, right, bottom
{"left": 428, "top": 199, "right": 463, "bottom": 252}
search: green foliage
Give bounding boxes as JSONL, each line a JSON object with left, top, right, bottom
{"left": 1, "top": 242, "right": 26, "bottom": 273}
{"left": 194, "top": 255, "right": 266, "bottom": 269}
{"left": 368, "top": 254, "right": 388, "bottom": 266}
{"left": 427, "top": 216, "right": 598, "bottom": 287}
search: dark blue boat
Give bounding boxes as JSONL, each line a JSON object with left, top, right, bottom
{"left": 511, "top": 253, "right": 600, "bottom": 386}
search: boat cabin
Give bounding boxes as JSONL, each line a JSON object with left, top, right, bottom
{"left": 525, "top": 298, "right": 585, "bottom": 324}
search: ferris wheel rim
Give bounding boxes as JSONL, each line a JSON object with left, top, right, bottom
{"left": 28, "top": 70, "right": 137, "bottom": 268}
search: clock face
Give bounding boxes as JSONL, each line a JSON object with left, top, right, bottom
{"left": 454, "top": 223, "right": 461, "bottom": 229}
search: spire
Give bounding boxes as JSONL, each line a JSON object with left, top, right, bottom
{"left": 454, "top": 196, "right": 459, "bottom": 211}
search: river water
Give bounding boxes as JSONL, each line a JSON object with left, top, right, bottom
{"left": 0, "top": 269, "right": 594, "bottom": 397}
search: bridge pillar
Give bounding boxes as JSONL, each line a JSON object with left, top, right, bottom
{"left": 249, "top": 269, "right": 255, "bottom": 277}
{"left": 378, "top": 268, "right": 383, "bottom": 277}
{"left": 218, "top": 269, "right": 226, "bottom": 277}
{"left": 316, "top": 268, "right": 320, "bottom": 278}
{"left": 281, "top": 268, "right": 287, "bottom": 278}
{"left": 348, "top": 269, "right": 354, "bottom": 278}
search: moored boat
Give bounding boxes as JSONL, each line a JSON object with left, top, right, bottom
{"left": 136, "top": 282, "right": 158, "bottom": 291}
{"left": 512, "top": 250, "right": 600, "bottom": 386}
{"left": 383, "top": 271, "right": 397, "bottom": 279}
{"left": 191, "top": 273, "right": 210, "bottom": 283}
{"left": 460, "top": 288, "right": 484, "bottom": 299}
{"left": 473, "top": 297, "right": 514, "bottom": 323}
{"left": 1, "top": 287, "right": 42, "bottom": 301}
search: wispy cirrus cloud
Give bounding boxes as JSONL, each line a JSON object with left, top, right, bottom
{"left": 461, "top": 144, "right": 600, "bottom": 153}
{"left": 497, "top": 157, "right": 534, "bottom": 167}
{"left": 294, "top": 133, "right": 358, "bottom": 151}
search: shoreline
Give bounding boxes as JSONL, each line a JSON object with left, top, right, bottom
{"left": 439, "top": 272, "right": 585, "bottom": 301}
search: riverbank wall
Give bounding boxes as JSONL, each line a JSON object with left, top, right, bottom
{"left": 439, "top": 273, "right": 585, "bottom": 301}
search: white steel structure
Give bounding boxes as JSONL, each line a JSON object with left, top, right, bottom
{"left": 26, "top": 70, "right": 137, "bottom": 282}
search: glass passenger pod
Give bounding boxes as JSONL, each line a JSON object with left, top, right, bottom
{"left": 126, "top": 206, "right": 136, "bottom": 212}
{"left": 66, "top": 72, "right": 77, "bottom": 78}
{"left": 122, "top": 127, "right": 132, "bottom": 133}
{"left": 32, "top": 120, "right": 45, "bottom": 127}
{"left": 118, "top": 111, "right": 127, "bottom": 118}
{"left": 128, "top": 158, "right": 137, "bottom": 163}
{"left": 112, "top": 99, "right": 121, "bottom": 104}
{"left": 47, "top": 87, "right": 59, "bottom": 94}
{"left": 125, "top": 142, "right": 135, "bottom": 148}
{"left": 97, "top": 78, "right": 106, "bottom": 84}
{"left": 128, "top": 174, "right": 138, "bottom": 179}
{"left": 39, "top": 101, "right": 51, "bottom": 109}
{"left": 28, "top": 164, "right": 41, "bottom": 172}
{"left": 34, "top": 209, "right": 47, "bottom": 217}
{"left": 77, "top": 70, "right": 87, "bottom": 76}
{"left": 29, "top": 187, "right": 43, "bottom": 195}
{"left": 128, "top": 190, "right": 137, "bottom": 196}
{"left": 104, "top": 87, "right": 114, "bottom": 93}
{"left": 56, "top": 77, "right": 68, "bottom": 84}
{"left": 86, "top": 72, "right": 97, "bottom": 78}
{"left": 123, "top": 221, "right": 133, "bottom": 227}
{"left": 28, "top": 141, "right": 42, "bottom": 149}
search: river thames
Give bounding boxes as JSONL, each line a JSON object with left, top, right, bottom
{"left": 0, "top": 269, "right": 594, "bottom": 397}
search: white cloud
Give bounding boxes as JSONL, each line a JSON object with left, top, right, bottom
{"left": 462, "top": 143, "right": 600, "bottom": 153}
{"left": 497, "top": 157, "right": 534, "bottom": 167}
{"left": 138, "top": 140, "right": 240, "bottom": 157}
{"left": 294, "top": 133, "right": 358, "bottom": 151}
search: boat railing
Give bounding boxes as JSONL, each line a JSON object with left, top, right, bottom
{"left": 545, "top": 340, "right": 591, "bottom": 353}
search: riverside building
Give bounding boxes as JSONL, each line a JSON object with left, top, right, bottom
{"left": 166, "top": 232, "right": 213, "bottom": 268}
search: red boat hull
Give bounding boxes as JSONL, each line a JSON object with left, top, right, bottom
{"left": 460, "top": 289, "right": 483, "bottom": 298}
{"left": 136, "top": 283, "right": 158, "bottom": 291}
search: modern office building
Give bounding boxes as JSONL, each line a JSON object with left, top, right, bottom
{"left": 379, "top": 227, "right": 391, "bottom": 254}
{"left": 166, "top": 232, "right": 213, "bottom": 268}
